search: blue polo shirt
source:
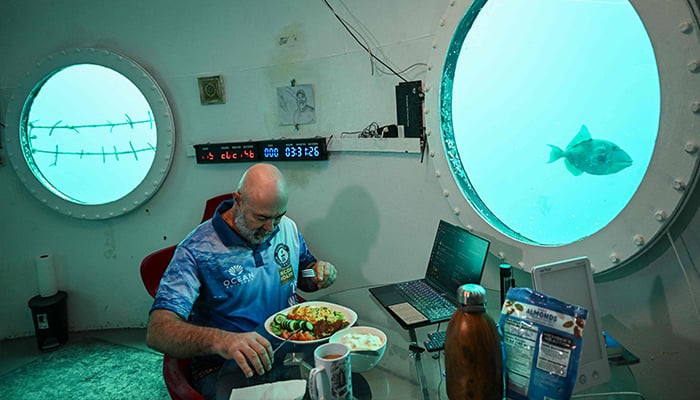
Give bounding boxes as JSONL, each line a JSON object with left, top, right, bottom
{"left": 150, "top": 200, "right": 317, "bottom": 333}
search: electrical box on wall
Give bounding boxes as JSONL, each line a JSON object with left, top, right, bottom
{"left": 395, "top": 80, "right": 424, "bottom": 138}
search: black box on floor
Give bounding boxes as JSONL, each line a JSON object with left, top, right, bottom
{"left": 395, "top": 80, "right": 424, "bottom": 138}
{"left": 28, "top": 291, "right": 68, "bottom": 351}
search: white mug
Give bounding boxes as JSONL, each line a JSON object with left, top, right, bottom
{"left": 307, "top": 342, "right": 353, "bottom": 400}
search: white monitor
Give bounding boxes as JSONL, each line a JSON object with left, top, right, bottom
{"left": 531, "top": 256, "right": 611, "bottom": 393}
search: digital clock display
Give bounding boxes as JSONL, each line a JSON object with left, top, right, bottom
{"left": 194, "top": 137, "right": 327, "bottom": 164}
{"left": 194, "top": 143, "right": 257, "bottom": 163}
{"left": 258, "top": 138, "right": 327, "bottom": 161}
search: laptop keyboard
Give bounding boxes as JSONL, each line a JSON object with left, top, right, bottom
{"left": 397, "top": 280, "right": 456, "bottom": 322}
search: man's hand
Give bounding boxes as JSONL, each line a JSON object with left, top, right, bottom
{"left": 214, "top": 331, "right": 273, "bottom": 378}
{"left": 311, "top": 260, "right": 337, "bottom": 289}
{"left": 146, "top": 310, "right": 273, "bottom": 378}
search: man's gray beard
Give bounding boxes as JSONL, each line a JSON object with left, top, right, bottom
{"left": 234, "top": 211, "right": 269, "bottom": 245}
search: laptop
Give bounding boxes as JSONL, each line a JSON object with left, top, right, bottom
{"left": 369, "top": 220, "right": 491, "bottom": 329}
{"left": 531, "top": 256, "right": 611, "bottom": 393}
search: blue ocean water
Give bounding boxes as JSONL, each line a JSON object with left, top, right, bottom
{"left": 444, "top": 0, "right": 659, "bottom": 245}
{"left": 25, "top": 64, "right": 156, "bottom": 205}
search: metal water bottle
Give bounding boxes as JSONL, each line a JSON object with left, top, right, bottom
{"left": 444, "top": 284, "right": 503, "bottom": 400}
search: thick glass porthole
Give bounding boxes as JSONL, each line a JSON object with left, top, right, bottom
{"left": 4, "top": 48, "right": 174, "bottom": 219}
{"left": 443, "top": 0, "right": 659, "bottom": 246}
{"left": 426, "top": 0, "right": 700, "bottom": 272}
{"left": 24, "top": 64, "right": 157, "bottom": 205}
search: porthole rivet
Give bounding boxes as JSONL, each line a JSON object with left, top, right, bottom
{"left": 680, "top": 22, "right": 693, "bottom": 34}
{"left": 424, "top": 85, "right": 431, "bottom": 93}
{"left": 440, "top": 18, "right": 446, "bottom": 27}
{"left": 673, "top": 179, "right": 687, "bottom": 191}
{"left": 426, "top": 128, "right": 432, "bottom": 136}
{"left": 443, "top": 190, "right": 450, "bottom": 197}
{"left": 688, "top": 60, "right": 700, "bottom": 73}
{"left": 430, "top": 150, "right": 436, "bottom": 158}
{"left": 684, "top": 142, "right": 698, "bottom": 153}
{"left": 497, "top": 252, "right": 505, "bottom": 260}
{"left": 633, "top": 234, "right": 645, "bottom": 246}
{"left": 692, "top": 102, "right": 700, "bottom": 113}
{"left": 453, "top": 207, "right": 461, "bottom": 215}
{"left": 432, "top": 40, "right": 438, "bottom": 49}
{"left": 609, "top": 253, "right": 620, "bottom": 263}
{"left": 424, "top": 107, "right": 430, "bottom": 115}
{"left": 435, "top": 170, "right": 441, "bottom": 177}
{"left": 655, "top": 210, "right": 667, "bottom": 221}
{"left": 427, "top": 63, "right": 433, "bottom": 71}
{"left": 517, "top": 261, "right": 525, "bottom": 269}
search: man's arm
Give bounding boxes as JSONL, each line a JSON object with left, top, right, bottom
{"left": 146, "top": 309, "right": 273, "bottom": 378}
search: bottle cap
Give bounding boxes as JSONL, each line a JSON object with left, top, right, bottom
{"left": 457, "top": 283, "right": 486, "bottom": 312}
{"left": 499, "top": 263, "right": 512, "bottom": 275}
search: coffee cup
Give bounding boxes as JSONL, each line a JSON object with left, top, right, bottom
{"left": 307, "top": 342, "right": 352, "bottom": 400}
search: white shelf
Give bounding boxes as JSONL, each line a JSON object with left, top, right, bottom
{"left": 327, "top": 137, "right": 420, "bottom": 154}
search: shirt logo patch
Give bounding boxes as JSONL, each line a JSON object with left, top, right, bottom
{"left": 274, "top": 243, "right": 291, "bottom": 268}
{"left": 223, "top": 264, "right": 255, "bottom": 288}
{"left": 279, "top": 265, "right": 294, "bottom": 286}
{"left": 227, "top": 265, "right": 244, "bottom": 276}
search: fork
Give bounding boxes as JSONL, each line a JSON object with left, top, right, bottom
{"left": 301, "top": 269, "right": 316, "bottom": 278}
{"left": 272, "top": 328, "right": 302, "bottom": 356}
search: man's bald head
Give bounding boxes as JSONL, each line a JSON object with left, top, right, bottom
{"left": 236, "top": 163, "right": 288, "bottom": 210}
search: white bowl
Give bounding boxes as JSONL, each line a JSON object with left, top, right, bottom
{"left": 329, "top": 326, "right": 387, "bottom": 373}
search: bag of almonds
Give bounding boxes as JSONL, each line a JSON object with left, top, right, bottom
{"left": 498, "top": 287, "right": 587, "bottom": 400}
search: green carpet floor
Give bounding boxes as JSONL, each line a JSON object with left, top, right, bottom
{"left": 0, "top": 337, "right": 169, "bottom": 399}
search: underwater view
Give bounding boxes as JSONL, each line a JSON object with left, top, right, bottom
{"left": 444, "top": 0, "right": 660, "bottom": 245}
{"left": 24, "top": 64, "right": 157, "bottom": 205}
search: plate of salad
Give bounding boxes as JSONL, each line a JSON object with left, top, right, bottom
{"left": 264, "top": 301, "right": 357, "bottom": 344}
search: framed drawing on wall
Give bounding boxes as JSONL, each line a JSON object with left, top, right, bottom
{"left": 277, "top": 84, "right": 315, "bottom": 126}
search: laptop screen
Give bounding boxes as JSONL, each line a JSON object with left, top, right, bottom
{"left": 425, "top": 220, "right": 491, "bottom": 298}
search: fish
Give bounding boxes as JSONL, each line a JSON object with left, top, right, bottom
{"left": 547, "top": 125, "right": 633, "bottom": 176}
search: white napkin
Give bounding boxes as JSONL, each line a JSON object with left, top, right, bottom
{"left": 229, "top": 379, "right": 306, "bottom": 400}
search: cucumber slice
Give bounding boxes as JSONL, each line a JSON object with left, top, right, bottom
{"left": 291, "top": 320, "right": 302, "bottom": 331}
{"left": 273, "top": 314, "right": 286, "bottom": 325}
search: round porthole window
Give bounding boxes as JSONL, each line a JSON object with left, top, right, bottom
{"left": 426, "top": 0, "right": 700, "bottom": 273}
{"left": 4, "top": 48, "right": 174, "bottom": 219}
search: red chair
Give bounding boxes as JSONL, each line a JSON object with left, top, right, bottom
{"left": 140, "top": 245, "right": 177, "bottom": 298}
{"left": 201, "top": 193, "right": 232, "bottom": 223}
{"left": 140, "top": 194, "right": 230, "bottom": 400}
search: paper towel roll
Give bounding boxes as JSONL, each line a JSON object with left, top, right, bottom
{"left": 35, "top": 254, "right": 58, "bottom": 297}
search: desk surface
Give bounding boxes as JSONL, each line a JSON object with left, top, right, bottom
{"left": 216, "top": 286, "right": 637, "bottom": 400}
